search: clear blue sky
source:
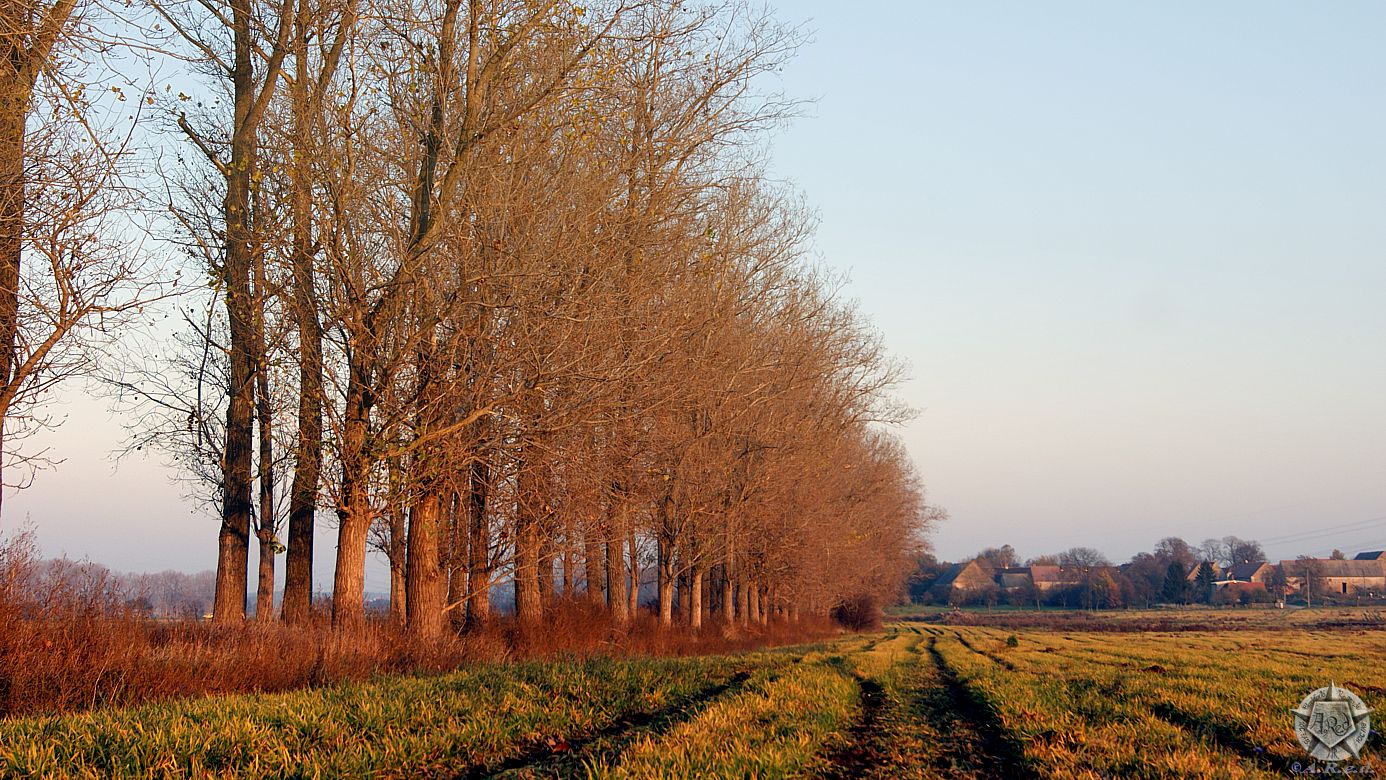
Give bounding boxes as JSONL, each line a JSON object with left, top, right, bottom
{"left": 767, "top": 0, "right": 1386, "bottom": 563}
{"left": 8, "top": 1, "right": 1385, "bottom": 582}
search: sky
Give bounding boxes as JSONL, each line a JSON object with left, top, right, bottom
{"left": 7, "top": 1, "right": 1386, "bottom": 585}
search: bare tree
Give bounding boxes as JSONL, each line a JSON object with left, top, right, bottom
{"left": 0, "top": 0, "right": 168, "bottom": 511}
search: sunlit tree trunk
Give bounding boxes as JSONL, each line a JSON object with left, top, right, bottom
{"left": 332, "top": 370, "right": 372, "bottom": 629}
{"left": 605, "top": 487, "right": 629, "bottom": 624}
{"left": 721, "top": 560, "right": 734, "bottom": 625}
{"left": 406, "top": 490, "right": 445, "bottom": 640}
{"left": 657, "top": 539, "right": 674, "bottom": 627}
{"left": 690, "top": 565, "right": 703, "bottom": 629}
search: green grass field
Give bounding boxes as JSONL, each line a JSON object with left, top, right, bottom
{"left": 2, "top": 616, "right": 1383, "bottom": 778}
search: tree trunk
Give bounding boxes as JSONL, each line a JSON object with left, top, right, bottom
{"left": 585, "top": 519, "right": 605, "bottom": 603}
{"left": 406, "top": 489, "right": 445, "bottom": 640}
{"left": 252, "top": 268, "right": 275, "bottom": 623}
{"left": 465, "top": 457, "right": 491, "bottom": 628}
{"left": 331, "top": 371, "right": 371, "bottom": 629}
{"left": 388, "top": 505, "right": 406, "bottom": 625}
{"left": 255, "top": 528, "right": 275, "bottom": 622}
{"left": 690, "top": 565, "right": 703, "bottom": 630}
{"left": 627, "top": 530, "right": 639, "bottom": 616}
{"left": 537, "top": 532, "right": 555, "bottom": 604}
{"left": 0, "top": 103, "right": 23, "bottom": 516}
{"left": 657, "top": 539, "right": 674, "bottom": 627}
{"left": 280, "top": 22, "right": 324, "bottom": 624}
{"left": 446, "top": 491, "right": 467, "bottom": 628}
{"left": 215, "top": 212, "right": 255, "bottom": 623}
{"left": 560, "top": 537, "right": 573, "bottom": 598}
{"left": 212, "top": 0, "right": 263, "bottom": 626}
{"left": 513, "top": 513, "right": 542, "bottom": 626}
{"left": 605, "top": 491, "right": 628, "bottom": 624}
{"left": 721, "top": 567, "right": 734, "bottom": 625}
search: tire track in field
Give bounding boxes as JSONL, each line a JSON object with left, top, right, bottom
{"left": 821, "top": 672, "right": 887, "bottom": 780}
{"left": 953, "top": 632, "right": 1017, "bottom": 671}
{"left": 1145, "top": 700, "right": 1284, "bottom": 773}
{"left": 459, "top": 670, "right": 754, "bottom": 779}
{"left": 924, "top": 637, "right": 1035, "bottom": 778}
{"left": 1029, "top": 644, "right": 1289, "bottom": 772}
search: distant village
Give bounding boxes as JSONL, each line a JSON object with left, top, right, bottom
{"left": 909, "top": 536, "right": 1386, "bottom": 609}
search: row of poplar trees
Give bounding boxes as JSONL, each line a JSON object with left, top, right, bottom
{"left": 9, "top": 0, "right": 933, "bottom": 638}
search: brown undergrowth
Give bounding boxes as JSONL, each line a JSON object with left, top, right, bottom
{"left": 0, "top": 535, "right": 837, "bottom": 719}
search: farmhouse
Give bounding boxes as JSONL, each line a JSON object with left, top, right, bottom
{"left": 996, "top": 568, "right": 1033, "bottom": 590}
{"left": 1279, "top": 557, "right": 1386, "bottom": 597}
{"left": 1028, "top": 565, "right": 1084, "bottom": 591}
{"left": 929, "top": 559, "right": 997, "bottom": 600}
{"left": 1184, "top": 561, "right": 1222, "bottom": 582}
{"left": 1219, "top": 561, "right": 1273, "bottom": 585}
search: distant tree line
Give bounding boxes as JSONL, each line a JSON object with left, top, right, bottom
{"left": 0, "top": 531, "right": 216, "bottom": 618}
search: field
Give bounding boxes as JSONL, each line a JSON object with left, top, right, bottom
{"left": 1, "top": 611, "right": 1383, "bottom": 778}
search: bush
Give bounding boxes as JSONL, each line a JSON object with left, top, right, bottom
{"left": 1211, "top": 582, "right": 1273, "bottom": 606}
{"left": 831, "top": 594, "right": 883, "bottom": 632}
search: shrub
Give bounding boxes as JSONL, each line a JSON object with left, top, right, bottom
{"left": 831, "top": 593, "right": 883, "bottom": 631}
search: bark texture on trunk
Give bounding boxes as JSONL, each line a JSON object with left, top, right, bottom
{"left": 690, "top": 566, "right": 703, "bottom": 629}
{"left": 255, "top": 529, "right": 275, "bottom": 622}
{"left": 252, "top": 296, "right": 275, "bottom": 623}
{"left": 281, "top": 77, "right": 323, "bottom": 624}
{"left": 605, "top": 491, "right": 629, "bottom": 624}
{"left": 0, "top": 106, "right": 23, "bottom": 517}
{"left": 513, "top": 469, "right": 542, "bottom": 626}
{"left": 446, "top": 491, "right": 467, "bottom": 628}
{"left": 213, "top": 0, "right": 263, "bottom": 625}
{"left": 657, "top": 539, "right": 674, "bottom": 627}
{"left": 331, "top": 372, "right": 371, "bottom": 629}
{"left": 721, "top": 566, "right": 734, "bottom": 625}
{"left": 627, "top": 530, "right": 639, "bottom": 616}
{"left": 406, "top": 490, "right": 445, "bottom": 639}
{"left": 464, "top": 457, "right": 491, "bottom": 628}
{"left": 388, "top": 505, "right": 406, "bottom": 624}
{"left": 584, "top": 520, "right": 605, "bottom": 602}
{"left": 513, "top": 524, "right": 541, "bottom": 624}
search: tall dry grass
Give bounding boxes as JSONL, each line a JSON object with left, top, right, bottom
{"left": 0, "top": 529, "right": 838, "bottom": 719}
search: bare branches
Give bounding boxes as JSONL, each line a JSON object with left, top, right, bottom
{"left": 105, "top": 0, "right": 932, "bottom": 632}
